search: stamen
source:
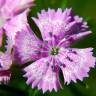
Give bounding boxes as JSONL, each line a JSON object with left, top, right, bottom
{"left": 44, "top": 40, "right": 52, "bottom": 49}
{"left": 34, "top": 50, "right": 48, "bottom": 54}
{"left": 44, "top": 40, "right": 48, "bottom": 44}
{"left": 46, "top": 61, "right": 50, "bottom": 66}
{"left": 33, "top": 50, "right": 41, "bottom": 54}
{"left": 68, "top": 49, "right": 77, "bottom": 54}
{"left": 38, "top": 44, "right": 43, "bottom": 48}
{"left": 51, "top": 65, "right": 56, "bottom": 72}
{"left": 49, "top": 32, "right": 53, "bottom": 37}
{"left": 60, "top": 63, "right": 66, "bottom": 68}
{"left": 71, "top": 51, "right": 77, "bottom": 54}
{"left": 66, "top": 56, "right": 73, "bottom": 62}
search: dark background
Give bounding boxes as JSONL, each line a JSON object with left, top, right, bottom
{"left": 0, "top": 0, "right": 96, "bottom": 96}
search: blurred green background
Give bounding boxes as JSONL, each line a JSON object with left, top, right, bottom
{"left": 0, "top": 0, "right": 96, "bottom": 96}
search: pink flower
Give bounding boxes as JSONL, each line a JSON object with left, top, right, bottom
{"left": 0, "top": 0, "right": 34, "bottom": 46}
{"left": 14, "top": 8, "right": 95, "bottom": 93}
{"left": 4, "top": 10, "right": 29, "bottom": 46}
{"left": 0, "top": 52, "right": 12, "bottom": 84}
{"left": 0, "top": 38, "right": 12, "bottom": 84}
{"left": 0, "top": 0, "right": 34, "bottom": 18}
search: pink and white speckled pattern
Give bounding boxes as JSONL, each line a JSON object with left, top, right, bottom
{"left": 14, "top": 8, "right": 95, "bottom": 93}
{"left": 4, "top": 10, "right": 29, "bottom": 46}
{"left": 0, "top": 0, "right": 34, "bottom": 47}
{"left": 0, "top": 52, "right": 12, "bottom": 84}
{"left": 32, "top": 8, "right": 89, "bottom": 41}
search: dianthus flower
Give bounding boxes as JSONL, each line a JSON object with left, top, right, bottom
{"left": 14, "top": 8, "right": 95, "bottom": 93}
{"left": 0, "top": 0, "right": 34, "bottom": 46}
{"left": 0, "top": 38, "right": 12, "bottom": 84}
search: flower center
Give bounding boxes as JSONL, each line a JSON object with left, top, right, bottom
{"left": 50, "top": 47, "right": 59, "bottom": 55}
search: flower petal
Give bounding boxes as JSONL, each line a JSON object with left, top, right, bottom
{"left": 14, "top": 25, "right": 44, "bottom": 64}
{"left": 0, "top": 0, "right": 34, "bottom": 47}
{"left": 32, "top": 8, "right": 89, "bottom": 42}
{"left": 0, "top": 0, "right": 34, "bottom": 17}
{"left": 0, "top": 44, "right": 12, "bottom": 84}
{"left": 57, "top": 31, "right": 91, "bottom": 47}
{"left": 0, "top": 52, "right": 12, "bottom": 70}
{"left": 24, "top": 57, "right": 61, "bottom": 93}
{"left": 13, "top": 0, "right": 35, "bottom": 15}
{"left": 57, "top": 48, "right": 95, "bottom": 84}
{"left": 4, "top": 10, "right": 28, "bottom": 46}
{"left": 0, "top": 0, "right": 5, "bottom": 8}
{"left": 0, "top": 71, "right": 11, "bottom": 84}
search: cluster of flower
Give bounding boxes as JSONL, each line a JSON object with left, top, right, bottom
{"left": 0, "top": 0, "right": 95, "bottom": 93}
